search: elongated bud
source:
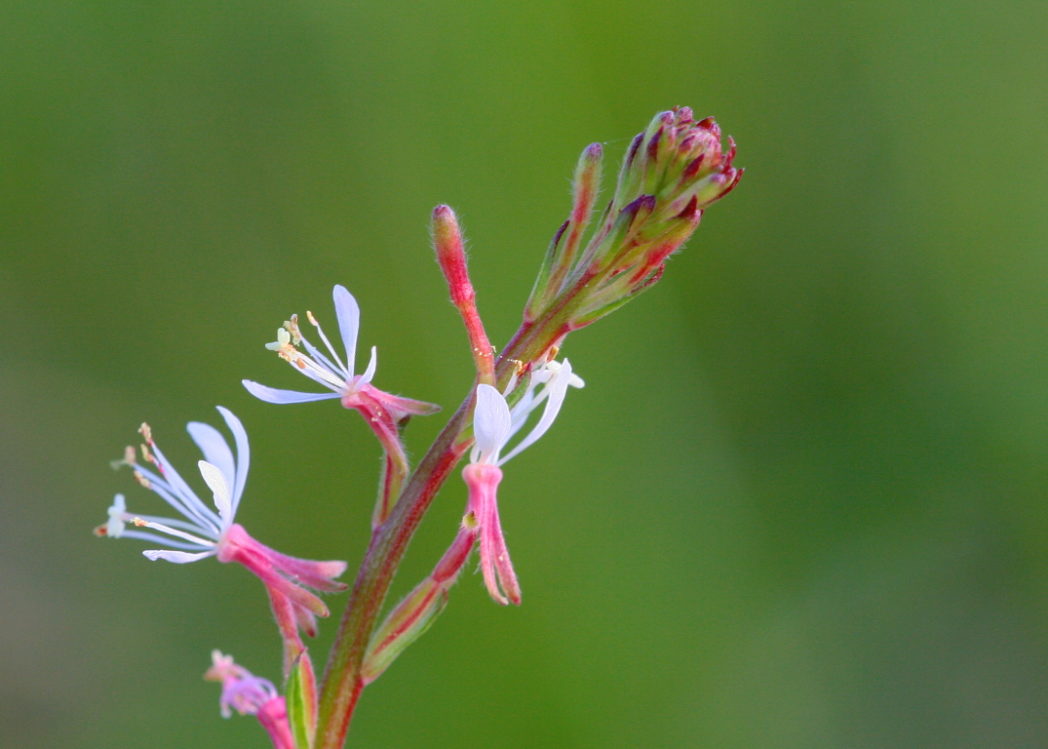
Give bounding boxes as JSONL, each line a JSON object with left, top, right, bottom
{"left": 574, "top": 144, "right": 603, "bottom": 215}
{"left": 361, "top": 521, "right": 478, "bottom": 684}
{"left": 525, "top": 143, "right": 604, "bottom": 321}
{"left": 432, "top": 205, "right": 473, "bottom": 308}
{"left": 524, "top": 219, "right": 569, "bottom": 323}
{"left": 432, "top": 205, "right": 495, "bottom": 382}
{"left": 554, "top": 143, "right": 603, "bottom": 286}
{"left": 360, "top": 578, "right": 448, "bottom": 685}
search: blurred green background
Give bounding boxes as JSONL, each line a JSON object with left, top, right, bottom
{"left": 2, "top": 1, "right": 1047, "bottom": 747}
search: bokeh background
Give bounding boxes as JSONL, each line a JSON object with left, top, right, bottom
{"left": 3, "top": 1, "right": 1047, "bottom": 747}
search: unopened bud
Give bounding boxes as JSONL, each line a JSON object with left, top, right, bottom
{"left": 525, "top": 107, "right": 742, "bottom": 330}
{"left": 432, "top": 204, "right": 495, "bottom": 382}
{"left": 572, "top": 143, "right": 603, "bottom": 227}
{"left": 361, "top": 578, "right": 448, "bottom": 684}
{"left": 432, "top": 205, "right": 471, "bottom": 307}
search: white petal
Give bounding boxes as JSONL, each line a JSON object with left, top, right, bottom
{"left": 508, "top": 385, "right": 537, "bottom": 434}
{"left": 333, "top": 285, "right": 360, "bottom": 375}
{"left": 359, "top": 346, "right": 378, "bottom": 385}
{"left": 473, "top": 384, "right": 512, "bottom": 464}
{"left": 216, "top": 407, "right": 249, "bottom": 516}
{"left": 198, "top": 460, "right": 233, "bottom": 524}
{"left": 500, "top": 360, "right": 579, "bottom": 465}
{"left": 143, "top": 549, "right": 214, "bottom": 563}
{"left": 186, "top": 422, "right": 235, "bottom": 491}
{"left": 141, "top": 444, "right": 223, "bottom": 535}
{"left": 242, "top": 380, "right": 342, "bottom": 404}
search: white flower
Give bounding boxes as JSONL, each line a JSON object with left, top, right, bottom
{"left": 205, "top": 650, "right": 279, "bottom": 719}
{"left": 471, "top": 359, "right": 585, "bottom": 467}
{"left": 97, "top": 406, "right": 249, "bottom": 563}
{"left": 464, "top": 358, "right": 584, "bottom": 605}
{"left": 242, "top": 284, "right": 378, "bottom": 405}
{"left": 243, "top": 283, "right": 438, "bottom": 433}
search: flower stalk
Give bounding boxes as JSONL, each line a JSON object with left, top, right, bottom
{"left": 96, "top": 107, "right": 741, "bottom": 749}
{"left": 315, "top": 109, "right": 740, "bottom": 747}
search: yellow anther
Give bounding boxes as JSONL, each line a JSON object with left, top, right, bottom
{"left": 286, "top": 315, "right": 303, "bottom": 345}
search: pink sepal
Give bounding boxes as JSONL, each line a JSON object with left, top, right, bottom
{"left": 216, "top": 524, "right": 347, "bottom": 664}
{"left": 345, "top": 382, "right": 440, "bottom": 425}
{"left": 463, "top": 463, "right": 521, "bottom": 605}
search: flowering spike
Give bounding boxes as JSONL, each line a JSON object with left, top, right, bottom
{"left": 521, "top": 108, "right": 741, "bottom": 330}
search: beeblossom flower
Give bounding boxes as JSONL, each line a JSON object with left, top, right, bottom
{"left": 205, "top": 650, "right": 294, "bottom": 749}
{"left": 244, "top": 284, "right": 441, "bottom": 527}
{"left": 465, "top": 359, "right": 584, "bottom": 604}
{"left": 205, "top": 650, "right": 280, "bottom": 718}
{"left": 96, "top": 407, "right": 347, "bottom": 645}
{"left": 243, "top": 283, "right": 439, "bottom": 422}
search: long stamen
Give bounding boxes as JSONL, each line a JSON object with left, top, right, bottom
{"left": 269, "top": 317, "right": 348, "bottom": 390}
{"left": 131, "top": 517, "right": 216, "bottom": 548}
{"left": 307, "top": 310, "right": 351, "bottom": 376}
{"left": 123, "top": 511, "right": 210, "bottom": 535}
{"left": 280, "top": 344, "right": 347, "bottom": 391}
{"left": 129, "top": 440, "right": 224, "bottom": 535}
{"left": 129, "top": 462, "right": 223, "bottom": 536}
{"left": 116, "top": 529, "right": 211, "bottom": 551}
